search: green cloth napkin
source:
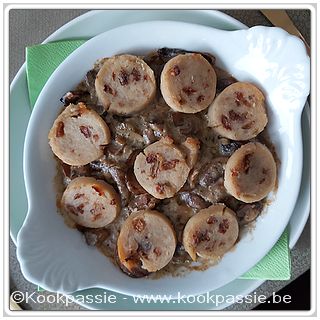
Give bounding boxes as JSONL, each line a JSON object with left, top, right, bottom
{"left": 25, "top": 40, "right": 291, "bottom": 281}
{"left": 26, "top": 40, "right": 87, "bottom": 107}
{"left": 240, "top": 229, "right": 291, "bottom": 280}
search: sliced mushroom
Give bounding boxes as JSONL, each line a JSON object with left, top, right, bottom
{"left": 218, "top": 137, "right": 242, "bottom": 157}
{"left": 117, "top": 210, "right": 177, "bottom": 275}
{"left": 179, "top": 192, "right": 209, "bottom": 210}
{"left": 82, "top": 228, "right": 110, "bottom": 246}
{"left": 60, "top": 90, "right": 89, "bottom": 106}
{"left": 125, "top": 170, "right": 146, "bottom": 195}
{"left": 127, "top": 193, "right": 159, "bottom": 212}
{"left": 171, "top": 112, "right": 202, "bottom": 136}
{"left": 160, "top": 53, "right": 217, "bottom": 113}
{"left": 191, "top": 157, "right": 228, "bottom": 203}
{"left": 61, "top": 177, "right": 121, "bottom": 228}
{"left": 183, "top": 204, "right": 239, "bottom": 260}
{"left": 224, "top": 142, "right": 277, "bottom": 203}
{"left": 89, "top": 158, "right": 131, "bottom": 205}
{"left": 214, "top": 66, "right": 237, "bottom": 93}
{"left": 115, "top": 251, "right": 150, "bottom": 278}
{"left": 207, "top": 82, "right": 268, "bottom": 140}
{"left": 194, "top": 177, "right": 228, "bottom": 204}
{"left": 197, "top": 157, "right": 228, "bottom": 187}
{"left": 236, "top": 202, "right": 264, "bottom": 225}
{"left": 133, "top": 137, "right": 192, "bottom": 199}
{"left": 180, "top": 137, "right": 200, "bottom": 168}
{"left": 48, "top": 103, "right": 111, "bottom": 166}
{"left": 155, "top": 47, "right": 216, "bottom": 66}
{"left": 95, "top": 54, "right": 156, "bottom": 114}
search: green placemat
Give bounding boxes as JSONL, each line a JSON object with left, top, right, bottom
{"left": 26, "top": 40, "right": 291, "bottom": 280}
{"left": 240, "top": 229, "right": 291, "bottom": 280}
{"left": 26, "top": 40, "right": 87, "bottom": 107}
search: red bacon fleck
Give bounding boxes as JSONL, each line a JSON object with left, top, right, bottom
{"left": 161, "top": 159, "right": 179, "bottom": 170}
{"left": 218, "top": 219, "right": 229, "bottom": 234}
{"left": 104, "top": 84, "right": 116, "bottom": 95}
{"left": 182, "top": 87, "right": 197, "bottom": 95}
{"left": 235, "top": 91, "right": 251, "bottom": 107}
{"left": 56, "top": 121, "right": 65, "bottom": 137}
{"left": 170, "top": 65, "right": 180, "bottom": 76}
{"left": 132, "top": 218, "right": 146, "bottom": 233}
{"left": 92, "top": 185, "right": 104, "bottom": 196}
{"left": 229, "top": 110, "right": 247, "bottom": 121}
{"left": 243, "top": 153, "right": 253, "bottom": 174}
{"left": 80, "top": 126, "right": 91, "bottom": 138}
{"left": 197, "top": 95, "right": 205, "bottom": 103}
{"left": 221, "top": 115, "right": 232, "bottom": 130}
{"left": 131, "top": 68, "right": 141, "bottom": 81}
{"left": 66, "top": 204, "right": 84, "bottom": 216}
{"left": 156, "top": 184, "right": 165, "bottom": 194}
{"left": 153, "top": 247, "right": 162, "bottom": 256}
{"left": 206, "top": 216, "right": 218, "bottom": 225}
{"left": 193, "top": 230, "right": 210, "bottom": 245}
{"left": 231, "top": 169, "right": 239, "bottom": 177}
{"left": 118, "top": 69, "right": 129, "bottom": 86}
{"left": 146, "top": 154, "right": 157, "bottom": 163}
{"left": 74, "top": 193, "right": 84, "bottom": 200}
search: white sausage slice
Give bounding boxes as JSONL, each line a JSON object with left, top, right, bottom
{"left": 95, "top": 54, "right": 156, "bottom": 114}
{"left": 61, "top": 177, "right": 121, "bottom": 228}
{"left": 207, "top": 82, "right": 268, "bottom": 140}
{"left": 48, "top": 103, "right": 111, "bottom": 166}
{"left": 160, "top": 53, "right": 217, "bottom": 113}
{"left": 183, "top": 204, "right": 239, "bottom": 260}
{"left": 224, "top": 142, "right": 277, "bottom": 203}
{"left": 133, "top": 137, "right": 193, "bottom": 199}
{"left": 117, "top": 210, "right": 177, "bottom": 273}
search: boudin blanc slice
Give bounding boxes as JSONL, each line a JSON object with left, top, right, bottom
{"left": 61, "top": 177, "right": 121, "bottom": 228}
{"left": 95, "top": 54, "right": 156, "bottom": 114}
{"left": 48, "top": 103, "right": 111, "bottom": 166}
{"left": 207, "top": 82, "right": 268, "bottom": 140}
{"left": 117, "top": 210, "right": 177, "bottom": 274}
{"left": 133, "top": 137, "right": 196, "bottom": 199}
{"left": 160, "top": 53, "right": 217, "bottom": 113}
{"left": 224, "top": 142, "right": 277, "bottom": 203}
{"left": 183, "top": 204, "right": 239, "bottom": 261}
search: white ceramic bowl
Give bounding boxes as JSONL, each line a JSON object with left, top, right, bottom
{"left": 17, "top": 21, "right": 310, "bottom": 297}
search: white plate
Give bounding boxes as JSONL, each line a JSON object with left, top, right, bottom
{"left": 16, "top": 20, "right": 310, "bottom": 298}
